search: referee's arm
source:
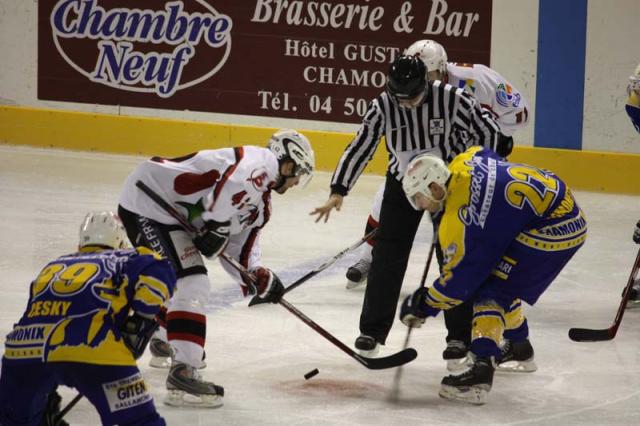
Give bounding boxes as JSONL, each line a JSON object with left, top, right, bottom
{"left": 454, "top": 90, "right": 501, "bottom": 152}
{"left": 330, "top": 98, "right": 385, "bottom": 196}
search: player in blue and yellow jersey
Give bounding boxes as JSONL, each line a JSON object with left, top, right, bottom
{"left": 626, "top": 64, "right": 640, "bottom": 133}
{"left": 399, "top": 147, "right": 586, "bottom": 405}
{"left": 626, "top": 64, "right": 640, "bottom": 306}
{"left": 0, "top": 211, "right": 176, "bottom": 425}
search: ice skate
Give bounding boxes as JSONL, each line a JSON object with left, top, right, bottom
{"left": 497, "top": 339, "right": 537, "bottom": 373}
{"left": 626, "top": 279, "right": 640, "bottom": 308}
{"left": 346, "top": 259, "right": 371, "bottom": 289}
{"left": 164, "top": 362, "right": 224, "bottom": 408}
{"left": 149, "top": 338, "right": 207, "bottom": 369}
{"left": 443, "top": 340, "right": 471, "bottom": 372}
{"left": 354, "top": 334, "right": 380, "bottom": 357}
{"left": 149, "top": 337, "right": 174, "bottom": 369}
{"left": 439, "top": 357, "right": 494, "bottom": 405}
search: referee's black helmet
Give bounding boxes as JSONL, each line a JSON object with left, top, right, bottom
{"left": 386, "top": 55, "right": 427, "bottom": 99}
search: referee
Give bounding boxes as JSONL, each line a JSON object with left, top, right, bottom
{"left": 311, "top": 55, "right": 500, "bottom": 353}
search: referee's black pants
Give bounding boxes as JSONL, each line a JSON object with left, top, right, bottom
{"left": 359, "top": 173, "right": 473, "bottom": 346}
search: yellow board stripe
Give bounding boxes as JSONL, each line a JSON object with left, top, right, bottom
{"left": 2, "top": 105, "right": 640, "bottom": 194}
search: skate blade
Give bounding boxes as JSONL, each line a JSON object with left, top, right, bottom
{"left": 496, "top": 359, "right": 537, "bottom": 373}
{"left": 346, "top": 279, "right": 366, "bottom": 290}
{"left": 626, "top": 299, "right": 640, "bottom": 309}
{"left": 149, "top": 356, "right": 172, "bottom": 369}
{"left": 357, "top": 344, "right": 380, "bottom": 358}
{"left": 151, "top": 356, "right": 206, "bottom": 370}
{"left": 438, "top": 384, "right": 490, "bottom": 405}
{"left": 446, "top": 356, "right": 472, "bottom": 373}
{"left": 164, "top": 389, "right": 223, "bottom": 408}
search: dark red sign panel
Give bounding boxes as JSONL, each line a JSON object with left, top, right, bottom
{"left": 38, "top": 0, "right": 492, "bottom": 123}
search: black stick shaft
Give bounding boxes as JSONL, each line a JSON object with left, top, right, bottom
{"left": 284, "top": 228, "right": 377, "bottom": 295}
{"left": 55, "top": 393, "right": 82, "bottom": 425}
{"left": 569, "top": 247, "right": 640, "bottom": 341}
{"left": 390, "top": 237, "right": 437, "bottom": 400}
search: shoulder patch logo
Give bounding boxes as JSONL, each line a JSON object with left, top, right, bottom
{"left": 496, "top": 83, "right": 521, "bottom": 108}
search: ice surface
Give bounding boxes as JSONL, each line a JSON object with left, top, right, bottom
{"left": 1, "top": 145, "right": 639, "bottom": 425}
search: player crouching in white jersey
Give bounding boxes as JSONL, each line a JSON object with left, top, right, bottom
{"left": 117, "top": 129, "right": 315, "bottom": 408}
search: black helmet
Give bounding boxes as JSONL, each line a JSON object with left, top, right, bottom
{"left": 386, "top": 55, "right": 427, "bottom": 99}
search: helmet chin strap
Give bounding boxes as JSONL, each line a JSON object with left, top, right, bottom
{"left": 272, "top": 174, "right": 287, "bottom": 191}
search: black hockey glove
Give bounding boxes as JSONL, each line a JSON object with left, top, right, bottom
{"left": 634, "top": 220, "right": 640, "bottom": 244}
{"left": 496, "top": 133, "right": 514, "bottom": 158}
{"left": 251, "top": 267, "right": 284, "bottom": 303}
{"left": 399, "top": 287, "right": 440, "bottom": 327}
{"left": 193, "top": 220, "right": 230, "bottom": 258}
{"left": 121, "top": 313, "right": 159, "bottom": 359}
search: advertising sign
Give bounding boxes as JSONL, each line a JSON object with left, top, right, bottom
{"left": 38, "top": 0, "right": 492, "bottom": 123}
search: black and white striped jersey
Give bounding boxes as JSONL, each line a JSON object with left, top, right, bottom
{"left": 330, "top": 80, "right": 500, "bottom": 195}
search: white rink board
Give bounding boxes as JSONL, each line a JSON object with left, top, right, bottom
{"left": 0, "top": 145, "right": 639, "bottom": 425}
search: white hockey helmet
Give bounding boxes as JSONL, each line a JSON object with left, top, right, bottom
{"left": 404, "top": 40, "right": 448, "bottom": 77}
{"left": 79, "top": 211, "right": 127, "bottom": 249}
{"left": 268, "top": 129, "right": 315, "bottom": 186}
{"left": 403, "top": 154, "right": 451, "bottom": 210}
{"left": 628, "top": 63, "right": 640, "bottom": 95}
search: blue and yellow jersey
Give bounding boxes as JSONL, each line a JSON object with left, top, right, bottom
{"left": 3, "top": 247, "right": 175, "bottom": 366}
{"left": 425, "top": 147, "right": 586, "bottom": 310}
{"left": 626, "top": 91, "right": 640, "bottom": 133}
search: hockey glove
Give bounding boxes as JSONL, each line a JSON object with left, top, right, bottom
{"left": 251, "top": 267, "right": 284, "bottom": 303}
{"left": 399, "top": 287, "right": 440, "bottom": 328}
{"left": 634, "top": 220, "right": 640, "bottom": 244}
{"left": 121, "top": 313, "right": 159, "bottom": 359}
{"left": 194, "top": 220, "right": 230, "bottom": 258}
{"left": 496, "top": 133, "right": 514, "bottom": 158}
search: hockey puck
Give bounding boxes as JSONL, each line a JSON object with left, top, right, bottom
{"left": 304, "top": 368, "right": 319, "bottom": 380}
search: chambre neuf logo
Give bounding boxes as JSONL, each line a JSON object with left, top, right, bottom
{"left": 50, "top": 0, "right": 233, "bottom": 98}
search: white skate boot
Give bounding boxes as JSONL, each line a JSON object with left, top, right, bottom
{"left": 164, "top": 362, "right": 224, "bottom": 408}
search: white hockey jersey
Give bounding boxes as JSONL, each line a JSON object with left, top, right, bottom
{"left": 119, "top": 146, "right": 279, "bottom": 282}
{"left": 445, "top": 63, "right": 530, "bottom": 136}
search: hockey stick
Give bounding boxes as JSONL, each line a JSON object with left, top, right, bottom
{"left": 135, "top": 180, "right": 417, "bottom": 370}
{"left": 54, "top": 392, "right": 82, "bottom": 425}
{"left": 390, "top": 235, "right": 437, "bottom": 401}
{"left": 248, "top": 228, "right": 378, "bottom": 306}
{"left": 219, "top": 252, "right": 417, "bottom": 370}
{"left": 568, "top": 247, "right": 640, "bottom": 342}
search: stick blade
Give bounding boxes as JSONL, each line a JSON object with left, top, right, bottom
{"left": 568, "top": 327, "right": 613, "bottom": 342}
{"left": 248, "top": 295, "right": 268, "bottom": 307}
{"left": 355, "top": 348, "right": 418, "bottom": 370}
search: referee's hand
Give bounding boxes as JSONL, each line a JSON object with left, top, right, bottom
{"left": 310, "top": 194, "right": 343, "bottom": 223}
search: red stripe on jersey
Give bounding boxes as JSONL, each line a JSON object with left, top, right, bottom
{"left": 209, "top": 147, "right": 245, "bottom": 211}
{"left": 366, "top": 215, "right": 379, "bottom": 246}
{"left": 168, "top": 310, "right": 206, "bottom": 322}
{"left": 155, "top": 305, "right": 168, "bottom": 328}
{"left": 480, "top": 103, "right": 498, "bottom": 119}
{"left": 174, "top": 169, "right": 221, "bottom": 195}
{"left": 261, "top": 191, "right": 272, "bottom": 226}
{"left": 167, "top": 332, "right": 205, "bottom": 346}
